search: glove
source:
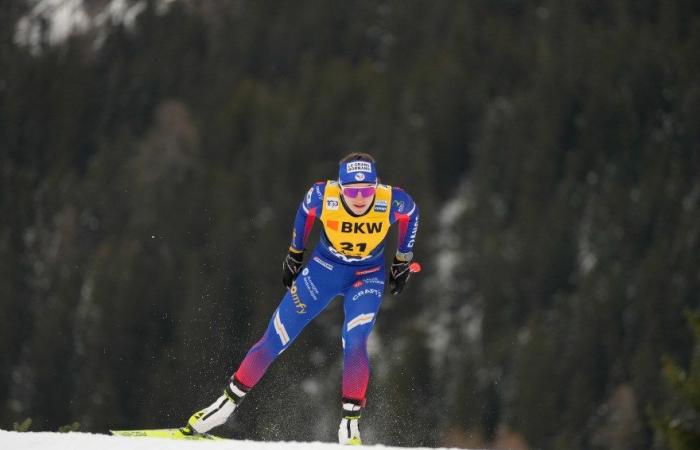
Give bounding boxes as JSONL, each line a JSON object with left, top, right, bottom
{"left": 388, "top": 256, "right": 412, "bottom": 295}
{"left": 282, "top": 249, "right": 304, "bottom": 289}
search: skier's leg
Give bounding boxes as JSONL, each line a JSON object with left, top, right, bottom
{"left": 341, "top": 276, "right": 384, "bottom": 404}
{"left": 236, "top": 254, "right": 347, "bottom": 387}
{"left": 182, "top": 377, "right": 249, "bottom": 435}
{"left": 187, "top": 286, "right": 333, "bottom": 433}
{"left": 185, "top": 254, "right": 344, "bottom": 434}
{"left": 338, "top": 272, "right": 385, "bottom": 445}
{"left": 234, "top": 278, "right": 331, "bottom": 388}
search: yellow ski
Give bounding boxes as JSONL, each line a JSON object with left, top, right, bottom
{"left": 110, "top": 428, "right": 227, "bottom": 441}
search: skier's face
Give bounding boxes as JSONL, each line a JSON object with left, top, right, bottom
{"left": 341, "top": 182, "right": 376, "bottom": 215}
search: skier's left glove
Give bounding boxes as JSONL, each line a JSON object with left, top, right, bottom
{"left": 282, "top": 248, "right": 304, "bottom": 289}
{"left": 388, "top": 256, "right": 412, "bottom": 295}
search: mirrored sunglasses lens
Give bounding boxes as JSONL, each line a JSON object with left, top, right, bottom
{"left": 342, "top": 186, "right": 375, "bottom": 198}
{"left": 359, "top": 187, "right": 375, "bottom": 197}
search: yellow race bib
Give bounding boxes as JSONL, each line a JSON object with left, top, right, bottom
{"left": 320, "top": 181, "right": 392, "bottom": 260}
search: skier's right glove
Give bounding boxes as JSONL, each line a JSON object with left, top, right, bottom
{"left": 388, "top": 256, "right": 412, "bottom": 295}
{"left": 282, "top": 248, "right": 304, "bottom": 289}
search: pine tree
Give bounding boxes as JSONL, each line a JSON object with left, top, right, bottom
{"left": 653, "top": 313, "right": 700, "bottom": 450}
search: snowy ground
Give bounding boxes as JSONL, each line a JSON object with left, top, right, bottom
{"left": 0, "top": 430, "right": 472, "bottom": 450}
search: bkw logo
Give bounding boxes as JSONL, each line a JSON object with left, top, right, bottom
{"left": 341, "top": 222, "right": 383, "bottom": 234}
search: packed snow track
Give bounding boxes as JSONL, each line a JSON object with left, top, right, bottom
{"left": 0, "top": 430, "right": 475, "bottom": 450}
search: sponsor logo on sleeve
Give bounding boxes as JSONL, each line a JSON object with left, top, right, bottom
{"left": 393, "top": 200, "right": 405, "bottom": 212}
{"left": 305, "top": 188, "right": 313, "bottom": 205}
{"left": 346, "top": 161, "right": 372, "bottom": 173}
{"left": 407, "top": 216, "right": 419, "bottom": 248}
{"left": 302, "top": 268, "right": 309, "bottom": 276}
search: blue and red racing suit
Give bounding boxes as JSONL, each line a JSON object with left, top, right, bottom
{"left": 234, "top": 180, "right": 419, "bottom": 407}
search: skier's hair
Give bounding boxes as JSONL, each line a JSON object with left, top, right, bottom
{"left": 340, "top": 152, "right": 376, "bottom": 164}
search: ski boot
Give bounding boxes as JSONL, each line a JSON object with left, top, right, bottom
{"left": 181, "top": 377, "right": 249, "bottom": 436}
{"left": 338, "top": 400, "right": 362, "bottom": 445}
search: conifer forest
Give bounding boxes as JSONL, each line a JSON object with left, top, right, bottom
{"left": 1, "top": 1, "right": 699, "bottom": 449}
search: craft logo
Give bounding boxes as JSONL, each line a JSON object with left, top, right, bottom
{"left": 346, "top": 161, "right": 372, "bottom": 173}
{"left": 326, "top": 197, "right": 340, "bottom": 210}
{"left": 341, "top": 221, "right": 383, "bottom": 234}
{"left": 374, "top": 200, "right": 387, "bottom": 212}
{"left": 290, "top": 283, "right": 307, "bottom": 314}
{"left": 352, "top": 288, "right": 382, "bottom": 301}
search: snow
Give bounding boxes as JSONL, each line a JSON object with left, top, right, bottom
{"left": 433, "top": 184, "right": 469, "bottom": 287}
{"left": 0, "top": 430, "right": 469, "bottom": 450}
{"left": 576, "top": 203, "right": 597, "bottom": 276}
{"left": 14, "top": 0, "right": 154, "bottom": 54}
{"left": 423, "top": 181, "right": 473, "bottom": 370}
{"left": 15, "top": 0, "right": 90, "bottom": 51}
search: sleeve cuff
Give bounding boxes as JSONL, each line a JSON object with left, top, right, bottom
{"left": 395, "top": 251, "right": 413, "bottom": 262}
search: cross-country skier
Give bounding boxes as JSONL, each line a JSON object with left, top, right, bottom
{"left": 182, "top": 152, "right": 419, "bottom": 445}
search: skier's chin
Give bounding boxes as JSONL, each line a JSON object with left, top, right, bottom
{"left": 351, "top": 203, "right": 369, "bottom": 213}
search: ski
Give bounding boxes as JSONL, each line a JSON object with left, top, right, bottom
{"left": 110, "top": 428, "right": 227, "bottom": 441}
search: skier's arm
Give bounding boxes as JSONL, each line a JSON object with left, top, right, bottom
{"left": 389, "top": 188, "right": 419, "bottom": 295}
{"left": 390, "top": 187, "right": 419, "bottom": 261}
{"left": 283, "top": 182, "right": 325, "bottom": 288}
{"left": 289, "top": 182, "right": 325, "bottom": 252}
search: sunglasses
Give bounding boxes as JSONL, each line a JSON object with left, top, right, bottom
{"left": 341, "top": 185, "right": 376, "bottom": 198}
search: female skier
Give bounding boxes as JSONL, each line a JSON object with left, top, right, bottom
{"left": 183, "top": 152, "right": 419, "bottom": 445}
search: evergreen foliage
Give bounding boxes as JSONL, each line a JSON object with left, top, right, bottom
{"left": 653, "top": 313, "right": 700, "bottom": 450}
{"left": 1, "top": 1, "right": 699, "bottom": 449}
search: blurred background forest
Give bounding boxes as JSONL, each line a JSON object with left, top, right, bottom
{"left": 1, "top": 1, "right": 699, "bottom": 449}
